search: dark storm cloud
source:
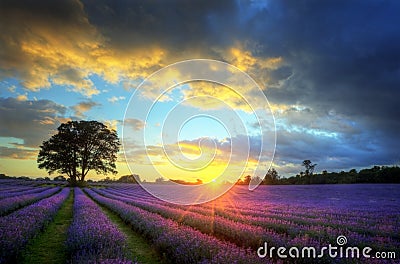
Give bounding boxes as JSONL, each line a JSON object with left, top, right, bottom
{"left": 1, "top": 0, "right": 398, "bottom": 171}
{"left": 247, "top": 1, "right": 400, "bottom": 168}
{"left": 0, "top": 0, "right": 84, "bottom": 22}
{"left": 80, "top": 0, "right": 240, "bottom": 51}
{"left": 79, "top": 0, "right": 400, "bottom": 130}
{"left": 72, "top": 100, "right": 100, "bottom": 118}
{"left": 0, "top": 0, "right": 102, "bottom": 95}
{"left": 274, "top": 129, "right": 395, "bottom": 174}
{"left": 0, "top": 146, "right": 37, "bottom": 160}
{"left": 0, "top": 97, "right": 67, "bottom": 147}
{"left": 249, "top": 1, "right": 400, "bottom": 107}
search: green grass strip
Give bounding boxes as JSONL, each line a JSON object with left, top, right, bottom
{"left": 20, "top": 188, "right": 74, "bottom": 264}
{"left": 98, "top": 201, "right": 166, "bottom": 264}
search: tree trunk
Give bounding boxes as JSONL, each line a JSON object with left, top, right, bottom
{"left": 80, "top": 162, "right": 86, "bottom": 182}
{"left": 69, "top": 173, "right": 77, "bottom": 186}
{"left": 72, "top": 149, "right": 78, "bottom": 185}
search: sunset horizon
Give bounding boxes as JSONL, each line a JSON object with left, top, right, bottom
{"left": 0, "top": 1, "right": 399, "bottom": 263}
{"left": 1, "top": 0, "right": 399, "bottom": 183}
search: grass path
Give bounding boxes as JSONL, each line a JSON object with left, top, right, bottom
{"left": 20, "top": 188, "right": 74, "bottom": 264}
{"left": 98, "top": 201, "right": 166, "bottom": 264}
{"left": 19, "top": 187, "right": 163, "bottom": 264}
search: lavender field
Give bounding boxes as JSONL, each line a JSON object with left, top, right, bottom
{"left": 0, "top": 180, "right": 399, "bottom": 264}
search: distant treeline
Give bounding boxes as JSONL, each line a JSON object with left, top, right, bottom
{"left": 108, "top": 165, "right": 400, "bottom": 185}
{"left": 99, "top": 174, "right": 140, "bottom": 183}
{"left": 259, "top": 165, "right": 400, "bottom": 185}
{"left": 2, "top": 165, "right": 399, "bottom": 185}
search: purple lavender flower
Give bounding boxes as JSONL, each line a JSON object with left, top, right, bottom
{"left": 0, "top": 186, "right": 61, "bottom": 216}
{"left": 0, "top": 187, "right": 70, "bottom": 263}
{"left": 66, "top": 188, "right": 130, "bottom": 264}
{"left": 0, "top": 186, "right": 54, "bottom": 200}
{"left": 85, "top": 188, "right": 263, "bottom": 264}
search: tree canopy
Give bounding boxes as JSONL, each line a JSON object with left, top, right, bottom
{"left": 302, "top": 160, "right": 317, "bottom": 176}
{"left": 37, "top": 120, "right": 120, "bottom": 185}
{"left": 260, "top": 165, "right": 400, "bottom": 185}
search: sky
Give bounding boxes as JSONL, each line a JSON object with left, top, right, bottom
{"left": 0, "top": 0, "right": 399, "bottom": 182}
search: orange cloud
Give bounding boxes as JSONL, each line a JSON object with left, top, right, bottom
{"left": 122, "top": 135, "right": 263, "bottom": 183}
{"left": 181, "top": 81, "right": 253, "bottom": 112}
{"left": 16, "top": 93, "right": 28, "bottom": 101}
{"left": 226, "top": 46, "right": 283, "bottom": 72}
{"left": 1, "top": 0, "right": 285, "bottom": 108}
{"left": 72, "top": 101, "right": 99, "bottom": 118}
{"left": 124, "top": 118, "right": 145, "bottom": 131}
{"left": 0, "top": 0, "right": 167, "bottom": 98}
{"left": 104, "top": 119, "right": 120, "bottom": 131}
{"left": 38, "top": 116, "right": 56, "bottom": 125}
{"left": 0, "top": 146, "right": 38, "bottom": 160}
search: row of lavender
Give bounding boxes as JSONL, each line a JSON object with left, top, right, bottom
{"left": 0, "top": 181, "right": 262, "bottom": 263}
{"left": 107, "top": 185, "right": 400, "bottom": 234}
{"left": 92, "top": 188, "right": 274, "bottom": 250}
{"left": 0, "top": 183, "right": 137, "bottom": 264}
{"left": 0, "top": 185, "right": 41, "bottom": 198}
{"left": 97, "top": 185, "right": 400, "bottom": 262}
{"left": 0, "top": 179, "right": 398, "bottom": 263}
{"left": 0, "top": 179, "right": 40, "bottom": 189}
{"left": 107, "top": 184, "right": 399, "bottom": 232}
{"left": 66, "top": 188, "right": 132, "bottom": 264}
{"left": 103, "top": 186, "right": 400, "bottom": 250}
{"left": 0, "top": 185, "right": 54, "bottom": 199}
{"left": 85, "top": 188, "right": 264, "bottom": 264}
{"left": 0, "top": 187, "right": 62, "bottom": 216}
{"left": 0, "top": 188, "right": 70, "bottom": 263}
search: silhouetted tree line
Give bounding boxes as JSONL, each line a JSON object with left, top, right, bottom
{"left": 170, "top": 178, "right": 203, "bottom": 185}
{"left": 99, "top": 174, "right": 141, "bottom": 184}
{"left": 261, "top": 165, "right": 400, "bottom": 185}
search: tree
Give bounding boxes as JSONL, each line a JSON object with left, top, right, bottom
{"left": 250, "top": 176, "right": 262, "bottom": 186}
{"left": 117, "top": 174, "right": 140, "bottom": 184}
{"left": 37, "top": 120, "right": 120, "bottom": 185}
{"left": 54, "top": 175, "right": 67, "bottom": 181}
{"left": 243, "top": 175, "right": 252, "bottom": 185}
{"left": 302, "top": 160, "right": 317, "bottom": 177}
{"left": 155, "top": 177, "right": 166, "bottom": 184}
{"left": 263, "top": 168, "right": 279, "bottom": 184}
